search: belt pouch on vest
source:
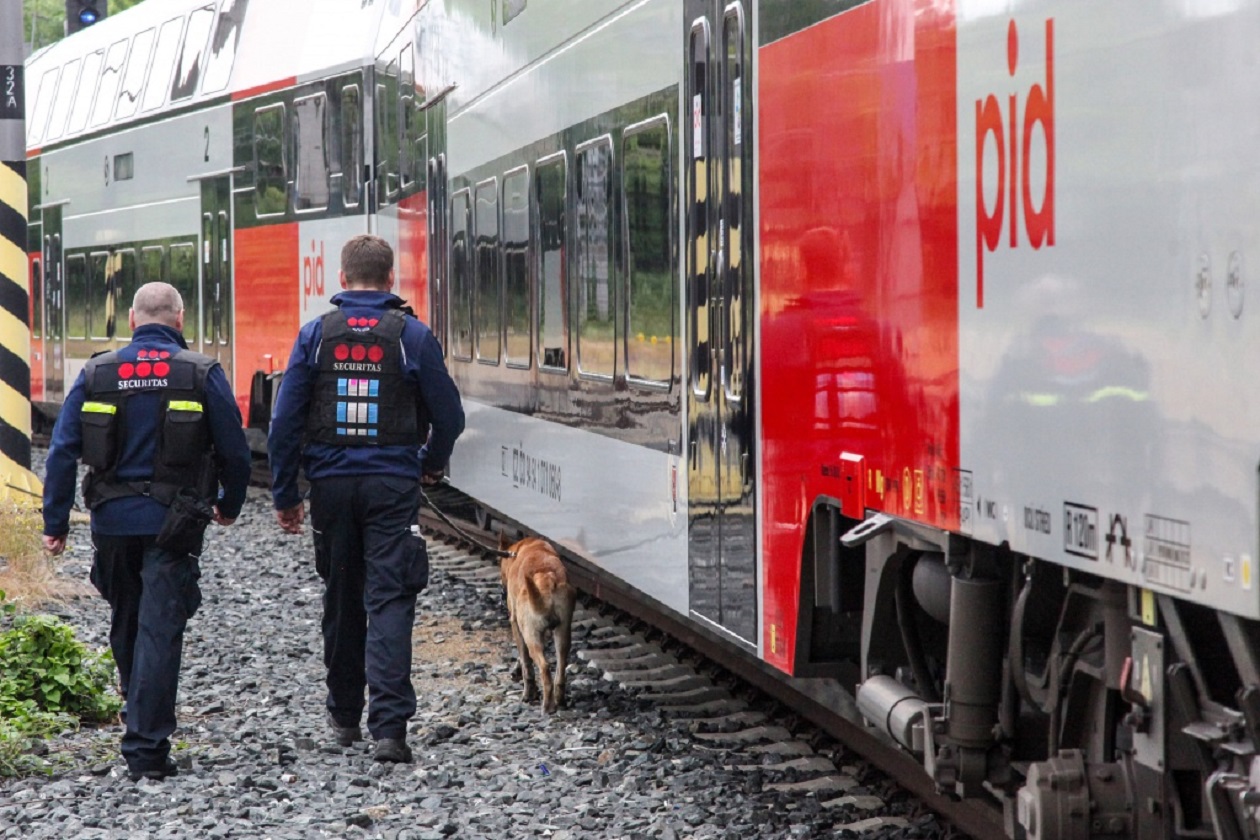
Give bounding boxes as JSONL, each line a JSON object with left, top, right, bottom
{"left": 80, "top": 400, "right": 119, "bottom": 471}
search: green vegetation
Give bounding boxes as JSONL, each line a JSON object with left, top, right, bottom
{"left": 0, "top": 594, "right": 121, "bottom": 777}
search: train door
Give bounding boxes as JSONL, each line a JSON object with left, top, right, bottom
{"left": 427, "top": 99, "right": 449, "bottom": 347}
{"left": 40, "top": 203, "right": 64, "bottom": 402}
{"left": 199, "top": 175, "right": 234, "bottom": 385}
{"left": 685, "top": 0, "right": 756, "bottom": 647}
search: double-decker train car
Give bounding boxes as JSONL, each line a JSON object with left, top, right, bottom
{"left": 24, "top": 0, "right": 1260, "bottom": 836}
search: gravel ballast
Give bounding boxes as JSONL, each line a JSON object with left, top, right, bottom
{"left": 0, "top": 467, "right": 942, "bottom": 840}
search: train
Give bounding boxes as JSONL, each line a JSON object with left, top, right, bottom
{"left": 21, "top": 0, "right": 1260, "bottom": 836}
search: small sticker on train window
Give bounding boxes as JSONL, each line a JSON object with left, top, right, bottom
{"left": 732, "top": 77, "right": 741, "bottom": 146}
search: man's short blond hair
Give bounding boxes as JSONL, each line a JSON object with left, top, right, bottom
{"left": 132, "top": 282, "right": 184, "bottom": 327}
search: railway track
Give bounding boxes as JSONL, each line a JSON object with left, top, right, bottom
{"left": 417, "top": 484, "right": 1008, "bottom": 840}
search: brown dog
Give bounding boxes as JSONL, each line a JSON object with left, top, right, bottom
{"left": 499, "top": 534, "right": 576, "bottom": 713}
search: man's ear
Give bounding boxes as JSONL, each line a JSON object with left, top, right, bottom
{"left": 175, "top": 309, "right": 185, "bottom": 332}
{"left": 339, "top": 270, "right": 348, "bottom": 290}
{"left": 128, "top": 309, "right": 137, "bottom": 331}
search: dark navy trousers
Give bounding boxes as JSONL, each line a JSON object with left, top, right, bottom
{"left": 309, "top": 474, "right": 428, "bottom": 740}
{"left": 90, "top": 534, "right": 202, "bottom": 772}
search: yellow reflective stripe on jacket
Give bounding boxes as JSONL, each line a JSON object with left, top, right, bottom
{"left": 81, "top": 401, "right": 117, "bottom": 414}
{"left": 168, "top": 400, "right": 204, "bottom": 413}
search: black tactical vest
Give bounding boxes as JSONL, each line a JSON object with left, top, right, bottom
{"left": 305, "top": 309, "right": 423, "bottom": 446}
{"left": 79, "top": 347, "right": 217, "bottom": 509}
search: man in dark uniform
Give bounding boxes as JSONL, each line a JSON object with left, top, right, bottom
{"left": 268, "top": 234, "right": 464, "bottom": 764}
{"left": 42, "top": 281, "right": 251, "bottom": 781}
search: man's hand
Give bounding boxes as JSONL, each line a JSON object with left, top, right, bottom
{"left": 276, "top": 503, "right": 305, "bottom": 534}
{"left": 43, "top": 535, "right": 67, "bottom": 556}
{"left": 213, "top": 507, "right": 236, "bottom": 527}
{"left": 421, "top": 470, "right": 445, "bottom": 487}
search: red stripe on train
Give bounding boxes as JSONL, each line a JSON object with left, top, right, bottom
{"left": 231, "top": 77, "right": 298, "bottom": 101}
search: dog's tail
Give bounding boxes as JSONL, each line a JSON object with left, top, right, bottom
{"left": 527, "top": 570, "right": 575, "bottom": 629}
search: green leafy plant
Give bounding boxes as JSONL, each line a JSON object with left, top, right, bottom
{"left": 0, "top": 613, "right": 121, "bottom": 777}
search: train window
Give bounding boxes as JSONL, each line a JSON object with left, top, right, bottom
{"left": 29, "top": 260, "right": 42, "bottom": 340}
{"left": 502, "top": 166, "right": 530, "bottom": 369}
{"left": 27, "top": 67, "right": 60, "bottom": 145}
{"left": 64, "top": 254, "right": 87, "bottom": 339}
{"left": 172, "top": 4, "right": 215, "bottom": 102}
{"left": 687, "top": 20, "right": 712, "bottom": 401}
{"left": 474, "top": 178, "right": 501, "bottom": 365}
{"left": 293, "top": 93, "right": 330, "bottom": 212}
{"left": 88, "top": 251, "right": 119, "bottom": 340}
{"left": 623, "top": 117, "right": 673, "bottom": 386}
{"left": 169, "top": 243, "right": 198, "bottom": 342}
{"left": 399, "top": 47, "right": 415, "bottom": 190}
{"left": 535, "top": 153, "right": 567, "bottom": 372}
{"left": 115, "top": 27, "right": 155, "bottom": 120}
{"left": 112, "top": 250, "right": 137, "bottom": 339}
{"left": 91, "top": 39, "right": 129, "bottom": 128}
{"left": 340, "top": 86, "right": 362, "bottom": 208}
{"left": 139, "top": 245, "right": 165, "bottom": 285}
{"left": 202, "top": 0, "right": 245, "bottom": 95}
{"left": 377, "top": 59, "right": 399, "bottom": 202}
{"left": 67, "top": 50, "right": 104, "bottom": 135}
{"left": 114, "top": 153, "right": 134, "bottom": 181}
{"left": 429, "top": 154, "right": 449, "bottom": 348}
{"left": 448, "top": 189, "right": 473, "bottom": 360}
{"left": 253, "top": 104, "right": 288, "bottom": 217}
{"left": 143, "top": 16, "right": 186, "bottom": 112}
{"left": 45, "top": 58, "right": 81, "bottom": 142}
{"left": 723, "top": 4, "right": 748, "bottom": 402}
{"left": 575, "top": 136, "right": 615, "bottom": 380}
{"left": 88, "top": 252, "right": 106, "bottom": 339}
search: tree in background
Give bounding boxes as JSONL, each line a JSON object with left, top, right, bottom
{"left": 23, "top": 0, "right": 148, "bottom": 54}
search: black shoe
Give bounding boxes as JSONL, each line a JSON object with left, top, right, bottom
{"left": 373, "top": 738, "right": 412, "bottom": 764}
{"left": 327, "top": 712, "right": 362, "bottom": 747}
{"left": 127, "top": 758, "right": 178, "bottom": 782}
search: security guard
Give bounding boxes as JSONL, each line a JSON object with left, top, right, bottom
{"left": 42, "top": 282, "right": 251, "bottom": 781}
{"left": 268, "top": 234, "right": 464, "bottom": 764}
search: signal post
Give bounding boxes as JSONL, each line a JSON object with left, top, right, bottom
{"left": 0, "top": 4, "right": 42, "bottom": 506}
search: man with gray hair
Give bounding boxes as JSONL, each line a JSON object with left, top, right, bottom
{"left": 42, "top": 281, "right": 251, "bottom": 782}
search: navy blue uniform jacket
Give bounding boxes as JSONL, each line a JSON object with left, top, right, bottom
{"left": 42, "top": 324, "right": 252, "bottom": 537}
{"left": 267, "top": 291, "right": 465, "bottom": 511}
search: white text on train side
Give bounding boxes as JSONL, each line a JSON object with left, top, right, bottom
{"left": 975, "top": 18, "right": 1056, "bottom": 308}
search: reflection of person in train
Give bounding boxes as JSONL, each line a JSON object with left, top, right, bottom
{"left": 982, "top": 308, "right": 1157, "bottom": 509}
{"left": 791, "top": 227, "right": 888, "bottom": 437}
{"left": 104, "top": 247, "right": 121, "bottom": 339}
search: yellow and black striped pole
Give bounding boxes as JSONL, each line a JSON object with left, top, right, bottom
{"left": 0, "top": 6, "right": 42, "bottom": 507}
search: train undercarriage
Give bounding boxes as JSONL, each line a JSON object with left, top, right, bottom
{"left": 798, "top": 503, "right": 1260, "bottom": 839}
